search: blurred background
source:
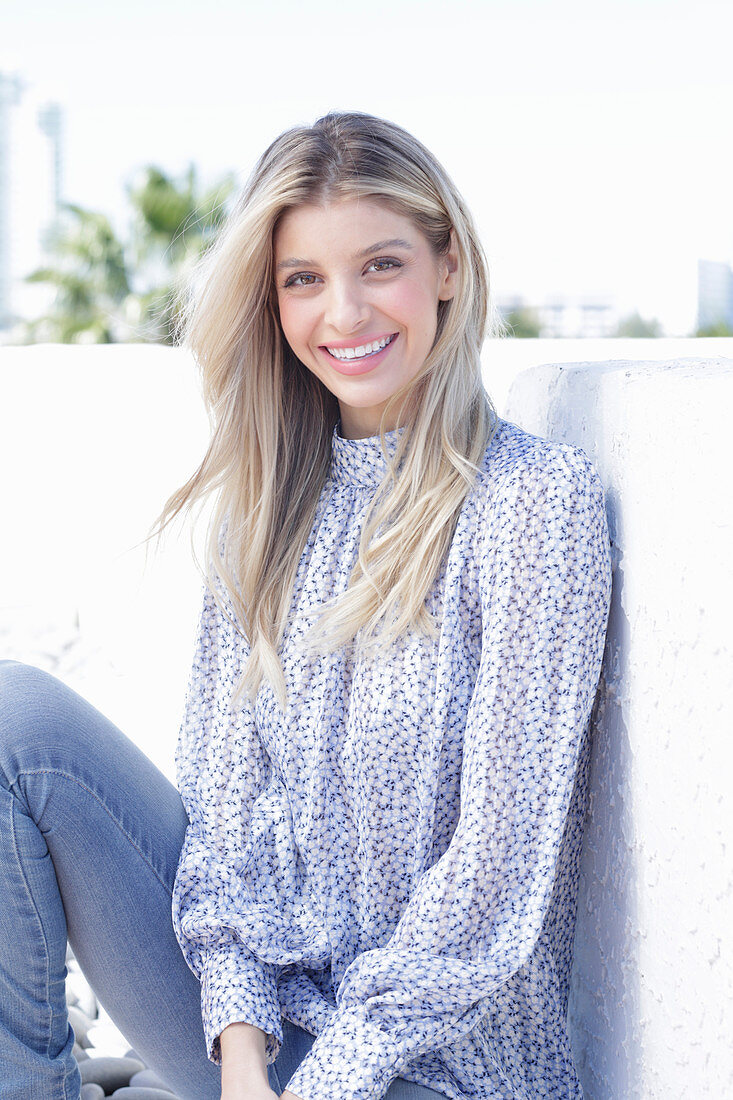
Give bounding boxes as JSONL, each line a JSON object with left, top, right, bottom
{"left": 2, "top": 0, "right": 733, "bottom": 345}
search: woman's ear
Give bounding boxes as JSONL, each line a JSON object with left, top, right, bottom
{"left": 438, "top": 229, "right": 459, "bottom": 302}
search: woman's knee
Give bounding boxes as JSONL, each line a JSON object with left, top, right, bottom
{"left": 0, "top": 659, "right": 57, "bottom": 702}
{"left": 0, "top": 660, "right": 58, "bottom": 733}
{"left": 0, "top": 661, "right": 95, "bottom": 783}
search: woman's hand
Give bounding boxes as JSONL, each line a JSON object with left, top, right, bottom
{"left": 219, "top": 1021, "right": 276, "bottom": 1100}
{"left": 220, "top": 1085, "right": 279, "bottom": 1100}
{"left": 215, "top": 1024, "right": 301, "bottom": 1098}
{"left": 219, "top": 1086, "right": 302, "bottom": 1100}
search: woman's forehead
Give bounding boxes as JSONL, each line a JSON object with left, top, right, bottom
{"left": 273, "top": 197, "right": 420, "bottom": 254}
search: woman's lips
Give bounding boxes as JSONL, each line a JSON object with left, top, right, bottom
{"left": 318, "top": 333, "right": 398, "bottom": 376}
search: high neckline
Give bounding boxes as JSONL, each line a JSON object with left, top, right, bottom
{"left": 329, "top": 422, "right": 407, "bottom": 488}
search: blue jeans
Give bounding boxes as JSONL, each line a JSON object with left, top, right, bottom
{"left": 0, "top": 661, "right": 446, "bottom": 1100}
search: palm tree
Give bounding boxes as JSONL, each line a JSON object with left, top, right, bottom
{"left": 23, "top": 205, "right": 131, "bottom": 343}
{"left": 21, "top": 164, "right": 236, "bottom": 345}
{"left": 125, "top": 164, "right": 235, "bottom": 344}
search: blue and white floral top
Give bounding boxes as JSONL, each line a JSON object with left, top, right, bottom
{"left": 172, "top": 417, "right": 612, "bottom": 1100}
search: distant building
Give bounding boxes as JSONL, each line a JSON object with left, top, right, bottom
{"left": 0, "top": 73, "right": 23, "bottom": 331}
{"left": 697, "top": 260, "right": 733, "bottom": 332}
{"left": 0, "top": 71, "right": 64, "bottom": 336}
{"left": 496, "top": 293, "right": 617, "bottom": 338}
{"left": 540, "top": 296, "right": 617, "bottom": 339}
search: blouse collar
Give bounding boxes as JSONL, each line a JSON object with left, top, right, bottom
{"left": 329, "top": 421, "right": 407, "bottom": 488}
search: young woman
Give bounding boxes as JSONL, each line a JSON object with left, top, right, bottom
{"left": 0, "top": 111, "right": 611, "bottom": 1100}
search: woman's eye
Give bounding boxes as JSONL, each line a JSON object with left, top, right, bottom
{"left": 367, "top": 258, "right": 401, "bottom": 273}
{"left": 284, "top": 273, "right": 318, "bottom": 288}
{"left": 282, "top": 259, "right": 400, "bottom": 287}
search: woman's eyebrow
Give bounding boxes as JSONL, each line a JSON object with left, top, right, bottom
{"left": 356, "top": 238, "right": 414, "bottom": 257}
{"left": 275, "top": 239, "right": 414, "bottom": 272}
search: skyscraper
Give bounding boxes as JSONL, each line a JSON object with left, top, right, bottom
{"left": 697, "top": 259, "right": 733, "bottom": 333}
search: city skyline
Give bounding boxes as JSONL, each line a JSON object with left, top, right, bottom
{"left": 3, "top": 0, "right": 732, "bottom": 336}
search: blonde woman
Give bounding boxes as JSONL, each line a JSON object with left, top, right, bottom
{"left": 0, "top": 112, "right": 611, "bottom": 1100}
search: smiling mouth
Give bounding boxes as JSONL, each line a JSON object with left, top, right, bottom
{"left": 323, "top": 333, "right": 397, "bottom": 361}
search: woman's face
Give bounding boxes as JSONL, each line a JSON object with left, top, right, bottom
{"left": 273, "top": 196, "right": 457, "bottom": 439}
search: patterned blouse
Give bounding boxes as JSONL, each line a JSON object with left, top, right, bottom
{"left": 171, "top": 417, "right": 612, "bottom": 1100}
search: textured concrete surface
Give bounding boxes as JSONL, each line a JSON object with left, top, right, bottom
{"left": 506, "top": 357, "right": 733, "bottom": 1099}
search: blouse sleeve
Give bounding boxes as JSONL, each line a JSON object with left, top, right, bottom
{"left": 171, "top": 580, "right": 283, "bottom": 1066}
{"left": 286, "top": 443, "right": 612, "bottom": 1100}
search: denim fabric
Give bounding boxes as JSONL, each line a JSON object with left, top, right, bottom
{"left": 0, "top": 660, "right": 222, "bottom": 1100}
{"left": 0, "top": 661, "right": 445, "bottom": 1100}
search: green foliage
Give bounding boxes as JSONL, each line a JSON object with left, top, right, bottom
{"left": 20, "top": 164, "right": 236, "bottom": 345}
{"left": 22, "top": 206, "right": 130, "bottom": 343}
{"left": 613, "top": 311, "right": 663, "bottom": 338}
{"left": 124, "top": 163, "right": 235, "bottom": 344}
{"left": 695, "top": 320, "right": 733, "bottom": 337}
{"left": 504, "top": 307, "right": 542, "bottom": 338}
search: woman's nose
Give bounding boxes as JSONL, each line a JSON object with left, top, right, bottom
{"left": 323, "top": 278, "right": 369, "bottom": 334}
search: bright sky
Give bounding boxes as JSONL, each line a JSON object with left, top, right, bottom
{"left": 4, "top": 0, "right": 732, "bottom": 334}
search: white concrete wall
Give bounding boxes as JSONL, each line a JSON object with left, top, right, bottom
{"left": 505, "top": 357, "right": 733, "bottom": 1100}
{"left": 0, "top": 344, "right": 210, "bottom": 778}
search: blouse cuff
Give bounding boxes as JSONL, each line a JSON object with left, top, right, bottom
{"left": 285, "top": 1006, "right": 405, "bottom": 1100}
{"left": 202, "top": 940, "right": 283, "bottom": 1066}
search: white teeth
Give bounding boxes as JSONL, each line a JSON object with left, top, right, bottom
{"left": 326, "top": 334, "right": 395, "bottom": 360}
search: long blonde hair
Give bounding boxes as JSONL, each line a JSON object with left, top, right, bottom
{"left": 156, "top": 110, "right": 499, "bottom": 708}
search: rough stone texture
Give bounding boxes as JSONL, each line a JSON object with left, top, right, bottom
{"left": 506, "top": 357, "right": 733, "bottom": 1099}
